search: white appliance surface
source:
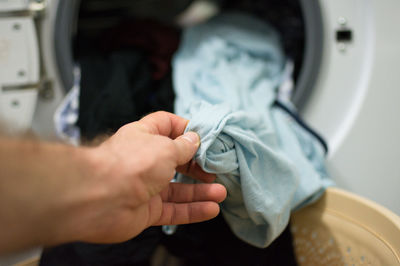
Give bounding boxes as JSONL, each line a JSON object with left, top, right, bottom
{"left": 303, "top": 0, "right": 400, "bottom": 214}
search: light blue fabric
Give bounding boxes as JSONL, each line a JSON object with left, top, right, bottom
{"left": 173, "top": 13, "right": 334, "bottom": 248}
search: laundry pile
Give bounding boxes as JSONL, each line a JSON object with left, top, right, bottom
{"left": 172, "top": 12, "right": 333, "bottom": 248}
{"left": 46, "top": 7, "right": 332, "bottom": 266}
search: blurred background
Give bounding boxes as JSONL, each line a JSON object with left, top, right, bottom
{"left": 0, "top": 0, "right": 399, "bottom": 264}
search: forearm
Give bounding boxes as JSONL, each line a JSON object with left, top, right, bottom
{"left": 0, "top": 137, "right": 100, "bottom": 254}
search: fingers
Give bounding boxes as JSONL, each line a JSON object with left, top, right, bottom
{"left": 153, "top": 183, "right": 226, "bottom": 225}
{"left": 160, "top": 183, "right": 227, "bottom": 203}
{"left": 152, "top": 202, "right": 220, "bottom": 226}
{"left": 172, "top": 131, "right": 200, "bottom": 165}
{"left": 176, "top": 160, "right": 217, "bottom": 183}
{"left": 138, "top": 111, "right": 189, "bottom": 138}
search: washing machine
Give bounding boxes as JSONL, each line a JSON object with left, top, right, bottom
{"left": 0, "top": 0, "right": 400, "bottom": 263}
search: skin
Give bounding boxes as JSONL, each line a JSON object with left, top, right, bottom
{"left": 0, "top": 111, "right": 227, "bottom": 255}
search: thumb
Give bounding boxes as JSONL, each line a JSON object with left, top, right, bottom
{"left": 173, "top": 131, "right": 200, "bottom": 165}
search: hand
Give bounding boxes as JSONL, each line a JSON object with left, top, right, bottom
{"left": 0, "top": 111, "right": 226, "bottom": 254}
{"left": 68, "top": 111, "right": 227, "bottom": 244}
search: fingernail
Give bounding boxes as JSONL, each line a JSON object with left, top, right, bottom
{"left": 182, "top": 131, "right": 200, "bottom": 146}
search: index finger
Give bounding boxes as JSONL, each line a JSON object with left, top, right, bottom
{"left": 139, "top": 111, "right": 189, "bottom": 139}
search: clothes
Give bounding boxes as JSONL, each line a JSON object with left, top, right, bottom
{"left": 75, "top": 18, "right": 180, "bottom": 140}
{"left": 40, "top": 227, "right": 162, "bottom": 266}
{"left": 162, "top": 214, "right": 298, "bottom": 266}
{"left": 99, "top": 19, "right": 181, "bottom": 80}
{"left": 173, "top": 13, "right": 334, "bottom": 248}
{"left": 40, "top": 215, "right": 298, "bottom": 266}
{"left": 54, "top": 66, "right": 81, "bottom": 146}
{"left": 77, "top": 50, "right": 175, "bottom": 140}
{"left": 221, "top": 0, "right": 305, "bottom": 80}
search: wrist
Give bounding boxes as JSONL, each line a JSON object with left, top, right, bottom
{"left": 48, "top": 145, "right": 115, "bottom": 244}
{"left": 0, "top": 139, "right": 93, "bottom": 252}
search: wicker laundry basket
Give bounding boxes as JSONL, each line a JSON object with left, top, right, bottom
{"left": 291, "top": 187, "right": 400, "bottom": 265}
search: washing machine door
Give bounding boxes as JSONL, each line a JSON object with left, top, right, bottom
{"left": 0, "top": 0, "right": 77, "bottom": 137}
{"left": 300, "top": 0, "right": 400, "bottom": 215}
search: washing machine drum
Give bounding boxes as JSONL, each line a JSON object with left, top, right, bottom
{"left": 54, "top": 0, "right": 324, "bottom": 110}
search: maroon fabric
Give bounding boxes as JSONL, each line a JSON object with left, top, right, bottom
{"left": 100, "top": 19, "right": 180, "bottom": 80}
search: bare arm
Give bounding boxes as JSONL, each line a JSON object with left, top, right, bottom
{"left": 0, "top": 111, "right": 226, "bottom": 255}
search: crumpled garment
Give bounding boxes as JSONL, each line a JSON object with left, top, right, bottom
{"left": 173, "top": 13, "right": 334, "bottom": 248}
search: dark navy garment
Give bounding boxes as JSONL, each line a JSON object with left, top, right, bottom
{"left": 40, "top": 216, "right": 297, "bottom": 266}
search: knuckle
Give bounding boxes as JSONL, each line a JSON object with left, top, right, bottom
{"left": 154, "top": 110, "right": 169, "bottom": 117}
{"left": 116, "top": 123, "right": 135, "bottom": 136}
{"left": 115, "top": 125, "right": 127, "bottom": 136}
{"left": 149, "top": 111, "right": 169, "bottom": 121}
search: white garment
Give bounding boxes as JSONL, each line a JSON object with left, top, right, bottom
{"left": 54, "top": 66, "right": 81, "bottom": 146}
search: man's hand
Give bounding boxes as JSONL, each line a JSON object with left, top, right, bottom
{"left": 72, "top": 111, "right": 226, "bottom": 244}
{"left": 0, "top": 111, "right": 226, "bottom": 254}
